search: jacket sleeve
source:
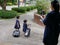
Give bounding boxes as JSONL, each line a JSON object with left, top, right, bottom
{"left": 43, "top": 13, "right": 51, "bottom": 25}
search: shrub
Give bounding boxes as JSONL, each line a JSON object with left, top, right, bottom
{"left": 30, "top": 6, "right": 34, "bottom": 10}
{"left": 7, "top": 2, "right": 12, "bottom": 6}
{"left": 25, "top": 6, "right": 31, "bottom": 11}
{"left": 37, "top": 7, "right": 42, "bottom": 14}
{"left": 34, "top": 6, "right": 37, "bottom": 9}
{"left": 12, "top": 6, "right": 36, "bottom": 13}
{"left": 0, "top": 10, "right": 17, "bottom": 19}
{"left": 12, "top": 2, "right": 17, "bottom": 5}
{"left": 12, "top": 8, "right": 18, "bottom": 11}
{"left": 18, "top": 7, "right": 26, "bottom": 13}
{"left": 26, "top": 2, "right": 30, "bottom": 4}
{"left": 12, "top": 7, "right": 26, "bottom": 13}
{"left": 29, "top": 6, "right": 37, "bottom": 10}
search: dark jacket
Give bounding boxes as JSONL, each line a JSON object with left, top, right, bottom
{"left": 23, "top": 23, "right": 27, "bottom": 33}
{"left": 43, "top": 11, "right": 60, "bottom": 45}
{"left": 14, "top": 19, "right": 20, "bottom": 29}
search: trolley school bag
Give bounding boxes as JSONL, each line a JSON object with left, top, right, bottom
{"left": 24, "top": 28, "right": 30, "bottom": 37}
{"left": 13, "top": 30, "right": 20, "bottom": 37}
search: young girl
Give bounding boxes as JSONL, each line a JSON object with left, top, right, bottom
{"left": 13, "top": 16, "right": 20, "bottom": 37}
{"left": 14, "top": 16, "right": 20, "bottom": 30}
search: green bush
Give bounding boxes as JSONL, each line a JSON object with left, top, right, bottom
{"left": 34, "top": 6, "right": 37, "bottom": 9}
{"left": 12, "top": 2, "right": 17, "bottom": 5}
{"left": 12, "top": 7, "right": 26, "bottom": 13}
{"left": 12, "top": 6, "right": 36, "bottom": 13}
{"left": 29, "top": 6, "right": 35, "bottom": 9}
{"left": 7, "top": 2, "right": 12, "bottom": 6}
{"left": 37, "top": 7, "right": 42, "bottom": 14}
{"left": 26, "top": 6, "right": 36, "bottom": 11}
{"left": 18, "top": 7, "right": 26, "bottom": 13}
{"left": 0, "top": 10, "right": 17, "bottom": 19}
{"left": 26, "top": 2, "right": 30, "bottom": 4}
{"left": 25, "top": 6, "right": 31, "bottom": 11}
{"left": 12, "top": 8, "right": 18, "bottom": 11}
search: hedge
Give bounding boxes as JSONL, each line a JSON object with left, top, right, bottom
{"left": 12, "top": 7, "right": 26, "bottom": 13}
{"left": 12, "top": 6, "right": 37, "bottom": 13}
{"left": 0, "top": 10, "right": 17, "bottom": 19}
{"left": 7, "top": 2, "right": 12, "bottom": 6}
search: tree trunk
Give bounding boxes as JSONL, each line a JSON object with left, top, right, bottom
{"left": 2, "top": 0, "right": 6, "bottom": 10}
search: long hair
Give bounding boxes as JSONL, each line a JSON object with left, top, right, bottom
{"left": 51, "top": 0, "right": 59, "bottom": 12}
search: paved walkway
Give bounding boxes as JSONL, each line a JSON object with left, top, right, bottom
{"left": 0, "top": 9, "right": 60, "bottom": 45}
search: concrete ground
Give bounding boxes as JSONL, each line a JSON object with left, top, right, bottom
{"left": 0, "top": 9, "right": 60, "bottom": 45}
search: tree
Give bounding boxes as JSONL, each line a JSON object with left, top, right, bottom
{"left": 0, "top": 0, "right": 7, "bottom": 10}
{"left": 18, "top": 0, "right": 20, "bottom": 8}
{"left": 0, "top": 0, "right": 18, "bottom": 10}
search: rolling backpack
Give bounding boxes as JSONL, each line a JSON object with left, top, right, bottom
{"left": 12, "top": 29, "right": 20, "bottom": 37}
{"left": 24, "top": 28, "right": 30, "bottom": 37}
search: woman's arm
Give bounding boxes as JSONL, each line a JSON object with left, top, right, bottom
{"left": 43, "top": 13, "right": 51, "bottom": 25}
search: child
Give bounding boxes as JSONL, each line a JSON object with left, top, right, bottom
{"left": 23, "top": 20, "right": 31, "bottom": 37}
{"left": 14, "top": 16, "right": 20, "bottom": 30}
{"left": 13, "top": 16, "right": 20, "bottom": 37}
{"left": 23, "top": 20, "right": 27, "bottom": 33}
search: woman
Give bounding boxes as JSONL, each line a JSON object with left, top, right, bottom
{"left": 43, "top": 0, "right": 60, "bottom": 45}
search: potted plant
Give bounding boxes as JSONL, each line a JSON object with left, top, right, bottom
{"left": 34, "top": 0, "right": 50, "bottom": 26}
